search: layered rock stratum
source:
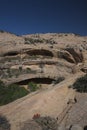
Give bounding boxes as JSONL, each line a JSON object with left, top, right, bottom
{"left": 0, "top": 31, "right": 87, "bottom": 130}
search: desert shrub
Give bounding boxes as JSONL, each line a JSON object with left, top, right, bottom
{"left": 0, "top": 80, "right": 5, "bottom": 88}
{"left": 28, "top": 82, "right": 39, "bottom": 92}
{"left": 0, "top": 30, "right": 5, "bottom": 33}
{"left": 58, "top": 34, "right": 63, "bottom": 37}
{"left": 21, "top": 116, "right": 58, "bottom": 130}
{"left": 24, "top": 38, "right": 43, "bottom": 44}
{"left": 26, "top": 68, "right": 37, "bottom": 74}
{"left": 70, "top": 74, "right": 87, "bottom": 92}
{"left": 64, "top": 34, "right": 68, "bottom": 36}
{"left": 19, "top": 66, "right": 22, "bottom": 72}
{"left": 74, "top": 33, "right": 80, "bottom": 36}
{"left": 26, "top": 68, "right": 31, "bottom": 73}
{"left": 56, "top": 77, "right": 65, "bottom": 83}
{"left": 49, "top": 45, "right": 53, "bottom": 48}
{"left": 0, "top": 81, "right": 29, "bottom": 106}
{"left": 6, "top": 69, "right": 12, "bottom": 78}
{"left": 53, "top": 77, "right": 65, "bottom": 85}
{"left": 29, "top": 55, "right": 38, "bottom": 59}
{"left": 44, "top": 39, "right": 56, "bottom": 44}
{"left": 5, "top": 67, "right": 33, "bottom": 78}
{"left": 34, "top": 116, "right": 58, "bottom": 130}
{"left": 33, "top": 39, "right": 43, "bottom": 43}
{"left": 0, "top": 115, "right": 11, "bottom": 130}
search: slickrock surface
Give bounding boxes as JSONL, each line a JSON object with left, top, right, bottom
{"left": 0, "top": 31, "right": 87, "bottom": 130}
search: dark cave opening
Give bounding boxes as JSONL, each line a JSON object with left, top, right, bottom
{"left": 4, "top": 51, "right": 18, "bottom": 56}
{"left": 16, "top": 78, "right": 56, "bottom": 85}
{"left": 27, "top": 49, "right": 54, "bottom": 57}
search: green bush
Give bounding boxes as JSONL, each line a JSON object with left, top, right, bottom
{"left": 24, "top": 38, "right": 43, "bottom": 44}
{"left": 70, "top": 74, "right": 87, "bottom": 93}
{"left": 28, "top": 82, "right": 39, "bottom": 92}
{"left": 0, "top": 81, "right": 29, "bottom": 106}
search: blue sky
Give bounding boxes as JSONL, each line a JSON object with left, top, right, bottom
{"left": 0, "top": 0, "right": 87, "bottom": 35}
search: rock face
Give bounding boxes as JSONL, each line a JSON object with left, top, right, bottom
{"left": 0, "top": 32, "right": 87, "bottom": 130}
{"left": 58, "top": 126, "right": 65, "bottom": 130}
{"left": 58, "top": 50, "right": 76, "bottom": 63}
{"left": 65, "top": 48, "right": 84, "bottom": 64}
{"left": 81, "top": 67, "right": 87, "bottom": 73}
{"left": 58, "top": 47, "right": 84, "bottom": 64}
{"left": 70, "top": 125, "right": 83, "bottom": 130}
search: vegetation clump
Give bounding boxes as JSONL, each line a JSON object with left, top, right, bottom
{"left": 34, "top": 116, "right": 58, "bottom": 130}
{"left": 53, "top": 77, "right": 65, "bottom": 85}
{"left": 70, "top": 74, "right": 87, "bottom": 92}
{"left": 0, "top": 115, "right": 11, "bottom": 130}
{"left": 0, "top": 81, "right": 29, "bottom": 106}
{"left": 24, "top": 38, "right": 43, "bottom": 44}
{"left": 0, "top": 30, "right": 5, "bottom": 33}
{"left": 28, "top": 82, "right": 39, "bottom": 92}
{"left": 55, "top": 77, "right": 65, "bottom": 84}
